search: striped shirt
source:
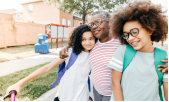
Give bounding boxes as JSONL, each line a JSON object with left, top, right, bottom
{"left": 89, "top": 38, "right": 121, "bottom": 96}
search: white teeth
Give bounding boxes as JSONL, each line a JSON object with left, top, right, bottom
{"left": 131, "top": 41, "right": 138, "bottom": 45}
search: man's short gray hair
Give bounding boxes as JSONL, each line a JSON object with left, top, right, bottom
{"left": 92, "top": 11, "right": 110, "bottom": 23}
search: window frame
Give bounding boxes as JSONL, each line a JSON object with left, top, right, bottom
{"left": 62, "top": 19, "right": 66, "bottom": 25}
{"left": 28, "top": 4, "right": 33, "bottom": 12}
{"left": 68, "top": 20, "right": 71, "bottom": 27}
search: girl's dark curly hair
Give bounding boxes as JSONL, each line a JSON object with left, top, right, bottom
{"left": 68, "top": 24, "right": 93, "bottom": 55}
{"left": 110, "top": 0, "right": 168, "bottom": 45}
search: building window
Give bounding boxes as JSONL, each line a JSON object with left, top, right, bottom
{"left": 68, "top": 20, "right": 71, "bottom": 27}
{"left": 16, "top": 13, "right": 22, "bottom": 18}
{"left": 62, "top": 19, "right": 66, "bottom": 25}
{"left": 28, "top": 4, "right": 33, "bottom": 12}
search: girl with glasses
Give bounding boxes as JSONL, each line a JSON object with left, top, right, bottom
{"left": 107, "top": 0, "right": 168, "bottom": 101}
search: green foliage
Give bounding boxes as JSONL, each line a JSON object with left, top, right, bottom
{"left": 44, "top": 0, "right": 130, "bottom": 24}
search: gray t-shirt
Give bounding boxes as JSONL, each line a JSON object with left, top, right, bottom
{"left": 107, "top": 45, "right": 168, "bottom": 101}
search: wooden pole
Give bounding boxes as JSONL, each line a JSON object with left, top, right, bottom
{"left": 62, "top": 26, "right": 64, "bottom": 47}
{"left": 51, "top": 38, "right": 52, "bottom": 49}
{"left": 56, "top": 37, "right": 57, "bottom": 48}
{"left": 56, "top": 25, "right": 58, "bottom": 48}
{"left": 2, "top": 19, "right": 7, "bottom": 48}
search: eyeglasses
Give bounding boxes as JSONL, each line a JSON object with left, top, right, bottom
{"left": 121, "top": 28, "right": 144, "bottom": 39}
{"left": 88, "top": 19, "right": 106, "bottom": 29}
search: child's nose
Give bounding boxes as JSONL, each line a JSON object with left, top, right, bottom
{"left": 128, "top": 34, "right": 135, "bottom": 41}
{"left": 86, "top": 40, "right": 90, "bottom": 44}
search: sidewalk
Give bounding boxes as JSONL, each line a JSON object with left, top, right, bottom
{"left": 0, "top": 48, "right": 62, "bottom": 77}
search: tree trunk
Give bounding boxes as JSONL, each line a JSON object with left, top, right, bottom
{"left": 82, "top": 14, "right": 86, "bottom": 24}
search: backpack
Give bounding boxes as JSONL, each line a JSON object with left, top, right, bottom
{"left": 123, "top": 44, "right": 167, "bottom": 101}
{"left": 51, "top": 49, "right": 91, "bottom": 92}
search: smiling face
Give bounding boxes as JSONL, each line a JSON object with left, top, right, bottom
{"left": 81, "top": 31, "right": 96, "bottom": 52}
{"left": 123, "top": 21, "right": 154, "bottom": 52}
{"left": 90, "top": 14, "right": 110, "bottom": 41}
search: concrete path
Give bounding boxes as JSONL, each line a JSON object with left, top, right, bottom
{"left": 0, "top": 48, "right": 62, "bottom": 77}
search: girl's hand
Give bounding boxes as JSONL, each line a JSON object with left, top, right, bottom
{"left": 158, "top": 58, "right": 168, "bottom": 74}
{"left": 6, "top": 83, "right": 21, "bottom": 97}
{"left": 59, "top": 46, "right": 69, "bottom": 59}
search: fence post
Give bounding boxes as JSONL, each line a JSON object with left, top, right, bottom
{"left": 27, "top": 22, "right": 29, "bottom": 44}
{"left": 2, "top": 19, "right": 7, "bottom": 48}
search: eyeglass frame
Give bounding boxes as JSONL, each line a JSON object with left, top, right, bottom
{"left": 121, "top": 27, "right": 144, "bottom": 39}
{"left": 88, "top": 19, "right": 106, "bottom": 29}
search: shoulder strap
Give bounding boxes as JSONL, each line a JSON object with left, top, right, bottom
{"left": 154, "top": 47, "right": 167, "bottom": 101}
{"left": 123, "top": 44, "right": 137, "bottom": 72}
{"left": 51, "top": 49, "right": 78, "bottom": 88}
{"left": 65, "top": 50, "right": 78, "bottom": 70}
{"left": 88, "top": 71, "right": 91, "bottom": 92}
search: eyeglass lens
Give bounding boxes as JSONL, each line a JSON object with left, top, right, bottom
{"left": 122, "top": 28, "right": 139, "bottom": 39}
{"left": 88, "top": 19, "right": 102, "bottom": 29}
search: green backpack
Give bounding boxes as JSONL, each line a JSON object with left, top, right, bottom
{"left": 123, "top": 44, "right": 167, "bottom": 101}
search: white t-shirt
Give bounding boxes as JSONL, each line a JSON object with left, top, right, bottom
{"left": 55, "top": 48, "right": 91, "bottom": 101}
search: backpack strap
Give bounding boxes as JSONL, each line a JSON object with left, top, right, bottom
{"left": 88, "top": 70, "right": 92, "bottom": 92}
{"left": 51, "top": 50, "right": 78, "bottom": 88}
{"left": 154, "top": 47, "right": 167, "bottom": 101}
{"left": 123, "top": 44, "right": 137, "bottom": 71}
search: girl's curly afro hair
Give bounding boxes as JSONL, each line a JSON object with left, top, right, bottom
{"left": 110, "top": 0, "right": 168, "bottom": 45}
{"left": 68, "top": 24, "right": 92, "bottom": 55}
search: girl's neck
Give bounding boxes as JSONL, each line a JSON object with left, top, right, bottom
{"left": 83, "top": 49, "right": 89, "bottom": 52}
{"left": 138, "top": 42, "right": 154, "bottom": 53}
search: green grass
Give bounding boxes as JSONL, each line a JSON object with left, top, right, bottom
{"left": 0, "top": 41, "right": 68, "bottom": 54}
{"left": 0, "top": 62, "right": 59, "bottom": 101}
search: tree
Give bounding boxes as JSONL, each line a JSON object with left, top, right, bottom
{"left": 44, "top": 0, "right": 129, "bottom": 24}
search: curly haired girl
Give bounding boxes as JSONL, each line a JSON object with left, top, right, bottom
{"left": 107, "top": 0, "right": 168, "bottom": 101}
{"left": 6, "top": 25, "right": 96, "bottom": 101}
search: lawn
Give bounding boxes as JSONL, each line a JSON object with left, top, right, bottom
{"left": 0, "top": 41, "right": 68, "bottom": 54}
{"left": 0, "top": 62, "right": 58, "bottom": 101}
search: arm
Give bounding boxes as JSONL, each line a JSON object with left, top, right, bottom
{"left": 6, "top": 58, "right": 65, "bottom": 95}
{"left": 158, "top": 58, "right": 168, "bottom": 74}
{"left": 112, "top": 69, "right": 123, "bottom": 101}
{"left": 59, "top": 46, "right": 69, "bottom": 59}
{"left": 163, "top": 82, "right": 168, "bottom": 101}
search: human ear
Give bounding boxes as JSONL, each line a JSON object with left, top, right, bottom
{"left": 149, "top": 30, "right": 153, "bottom": 35}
